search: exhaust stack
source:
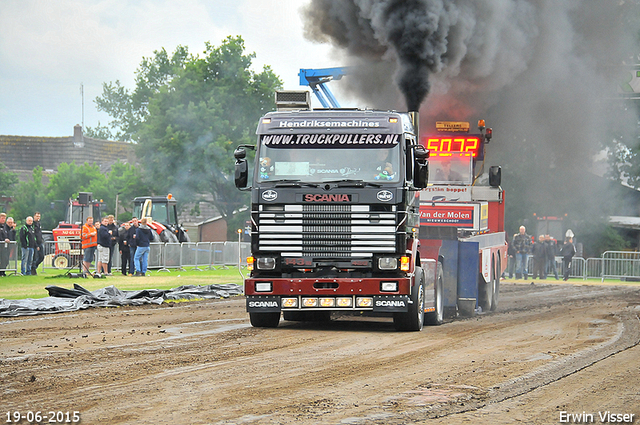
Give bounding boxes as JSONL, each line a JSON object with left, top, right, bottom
{"left": 409, "top": 111, "right": 419, "bottom": 139}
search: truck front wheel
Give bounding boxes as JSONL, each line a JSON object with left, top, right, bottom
{"left": 249, "top": 312, "right": 280, "bottom": 328}
{"left": 394, "top": 266, "right": 425, "bottom": 331}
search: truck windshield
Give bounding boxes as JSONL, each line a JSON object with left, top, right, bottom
{"left": 256, "top": 143, "right": 402, "bottom": 184}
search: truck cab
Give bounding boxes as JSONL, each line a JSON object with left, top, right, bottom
{"left": 235, "top": 92, "right": 430, "bottom": 330}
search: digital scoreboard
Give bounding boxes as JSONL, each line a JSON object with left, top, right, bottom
{"left": 422, "top": 121, "right": 487, "bottom": 160}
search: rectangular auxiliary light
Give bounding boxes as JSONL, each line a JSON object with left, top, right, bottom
{"left": 336, "top": 297, "right": 353, "bottom": 308}
{"left": 302, "top": 297, "right": 318, "bottom": 308}
{"left": 255, "top": 282, "right": 273, "bottom": 292}
{"left": 381, "top": 281, "right": 398, "bottom": 292}
{"left": 282, "top": 298, "right": 298, "bottom": 308}
{"left": 319, "top": 298, "right": 335, "bottom": 308}
{"left": 356, "top": 297, "right": 373, "bottom": 308}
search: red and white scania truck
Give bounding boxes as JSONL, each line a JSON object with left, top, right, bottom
{"left": 234, "top": 91, "right": 506, "bottom": 330}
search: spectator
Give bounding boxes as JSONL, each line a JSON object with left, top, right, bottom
{"left": 512, "top": 225, "right": 532, "bottom": 279}
{"left": 119, "top": 222, "right": 131, "bottom": 276}
{"left": 106, "top": 215, "right": 118, "bottom": 274}
{"left": 507, "top": 236, "right": 516, "bottom": 279}
{"left": 96, "top": 217, "right": 111, "bottom": 276}
{"left": 531, "top": 235, "right": 547, "bottom": 279}
{"left": 134, "top": 218, "right": 152, "bottom": 276}
{"left": 434, "top": 158, "right": 463, "bottom": 182}
{"left": 561, "top": 235, "right": 576, "bottom": 281}
{"left": 19, "top": 216, "right": 36, "bottom": 275}
{"left": 545, "top": 234, "right": 559, "bottom": 280}
{"left": 81, "top": 216, "right": 97, "bottom": 276}
{"left": 0, "top": 213, "right": 9, "bottom": 276}
{"left": 127, "top": 217, "right": 139, "bottom": 276}
{"left": 31, "top": 212, "right": 44, "bottom": 275}
{"left": 2, "top": 217, "right": 16, "bottom": 274}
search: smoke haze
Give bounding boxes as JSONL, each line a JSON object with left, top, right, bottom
{"left": 302, "top": 0, "right": 640, "bottom": 233}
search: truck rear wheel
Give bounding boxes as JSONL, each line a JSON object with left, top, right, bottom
{"left": 490, "top": 257, "right": 500, "bottom": 311}
{"left": 394, "top": 266, "right": 425, "bottom": 331}
{"left": 425, "top": 262, "right": 444, "bottom": 325}
{"left": 249, "top": 312, "right": 280, "bottom": 328}
{"left": 478, "top": 258, "right": 495, "bottom": 312}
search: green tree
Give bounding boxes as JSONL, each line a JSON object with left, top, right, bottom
{"left": 94, "top": 161, "right": 153, "bottom": 217}
{"left": 47, "top": 162, "right": 106, "bottom": 206}
{"left": 94, "top": 36, "right": 282, "bottom": 238}
{"left": 0, "top": 161, "right": 18, "bottom": 212}
{"left": 84, "top": 122, "right": 116, "bottom": 140}
{"left": 8, "top": 167, "right": 51, "bottom": 228}
{"left": 93, "top": 46, "right": 192, "bottom": 142}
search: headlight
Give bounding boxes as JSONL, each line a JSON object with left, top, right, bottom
{"left": 378, "top": 257, "right": 398, "bottom": 270}
{"left": 319, "top": 297, "right": 335, "bottom": 307}
{"left": 257, "top": 257, "right": 276, "bottom": 270}
{"left": 282, "top": 297, "right": 298, "bottom": 308}
{"left": 255, "top": 282, "right": 272, "bottom": 292}
{"left": 381, "top": 281, "right": 398, "bottom": 292}
{"left": 302, "top": 297, "right": 318, "bottom": 307}
{"left": 356, "top": 297, "right": 373, "bottom": 308}
{"left": 336, "top": 297, "right": 353, "bottom": 307}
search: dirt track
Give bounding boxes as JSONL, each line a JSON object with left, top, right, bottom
{"left": 2, "top": 281, "right": 639, "bottom": 424}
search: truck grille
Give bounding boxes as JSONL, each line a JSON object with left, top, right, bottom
{"left": 255, "top": 204, "right": 397, "bottom": 258}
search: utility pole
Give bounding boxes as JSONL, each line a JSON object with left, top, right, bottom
{"left": 80, "top": 83, "right": 84, "bottom": 130}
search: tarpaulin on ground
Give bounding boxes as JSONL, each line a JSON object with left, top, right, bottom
{"left": 0, "top": 283, "right": 243, "bottom": 317}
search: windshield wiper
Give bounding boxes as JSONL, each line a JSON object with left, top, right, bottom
{"left": 270, "top": 179, "right": 319, "bottom": 188}
{"left": 323, "top": 179, "right": 382, "bottom": 188}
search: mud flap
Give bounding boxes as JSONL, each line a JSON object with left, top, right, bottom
{"left": 246, "top": 296, "right": 281, "bottom": 312}
{"left": 373, "top": 295, "right": 410, "bottom": 313}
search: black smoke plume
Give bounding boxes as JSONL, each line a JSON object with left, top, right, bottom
{"left": 302, "top": 0, "right": 640, "bottom": 244}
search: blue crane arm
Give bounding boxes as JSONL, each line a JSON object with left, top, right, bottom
{"left": 299, "top": 67, "right": 351, "bottom": 108}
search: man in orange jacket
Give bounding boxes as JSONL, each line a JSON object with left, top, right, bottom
{"left": 82, "top": 216, "right": 97, "bottom": 275}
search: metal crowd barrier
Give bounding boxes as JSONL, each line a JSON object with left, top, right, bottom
{"left": 37, "top": 240, "right": 250, "bottom": 273}
{"left": 0, "top": 241, "right": 19, "bottom": 275}
{"left": 600, "top": 251, "right": 640, "bottom": 281}
{"left": 28, "top": 242, "right": 640, "bottom": 281}
{"left": 530, "top": 252, "right": 640, "bottom": 281}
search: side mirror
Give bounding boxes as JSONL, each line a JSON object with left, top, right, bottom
{"left": 414, "top": 145, "right": 429, "bottom": 163}
{"left": 234, "top": 146, "right": 254, "bottom": 189}
{"left": 413, "top": 145, "right": 429, "bottom": 189}
{"left": 414, "top": 163, "right": 429, "bottom": 189}
{"left": 234, "top": 147, "right": 247, "bottom": 160}
{"left": 235, "top": 158, "right": 249, "bottom": 189}
{"left": 489, "top": 165, "right": 501, "bottom": 187}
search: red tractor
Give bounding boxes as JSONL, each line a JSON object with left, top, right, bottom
{"left": 51, "top": 196, "right": 107, "bottom": 269}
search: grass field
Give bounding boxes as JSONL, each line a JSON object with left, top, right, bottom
{"left": 0, "top": 267, "right": 246, "bottom": 300}
{"left": 1, "top": 268, "right": 637, "bottom": 301}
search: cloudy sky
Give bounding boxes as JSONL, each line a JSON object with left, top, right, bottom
{"left": 0, "top": 0, "right": 339, "bottom": 137}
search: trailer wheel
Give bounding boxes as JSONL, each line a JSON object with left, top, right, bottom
{"left": 394, "top": 266, "right": 425, "bottom": 331}
{"left": 425, "top": 262, "right": 444, "bottom": 325}
{"left": 490, "top": 257, "right": 500, "bottom": 311}
{"left": 249, "top": 312, "right": 280, "bottom": 328}
{"left": 478, "top": 258, "right": 495, "bottom": 312}
{"left": 52, "top": 253, "right": 71, "bottom": 269}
